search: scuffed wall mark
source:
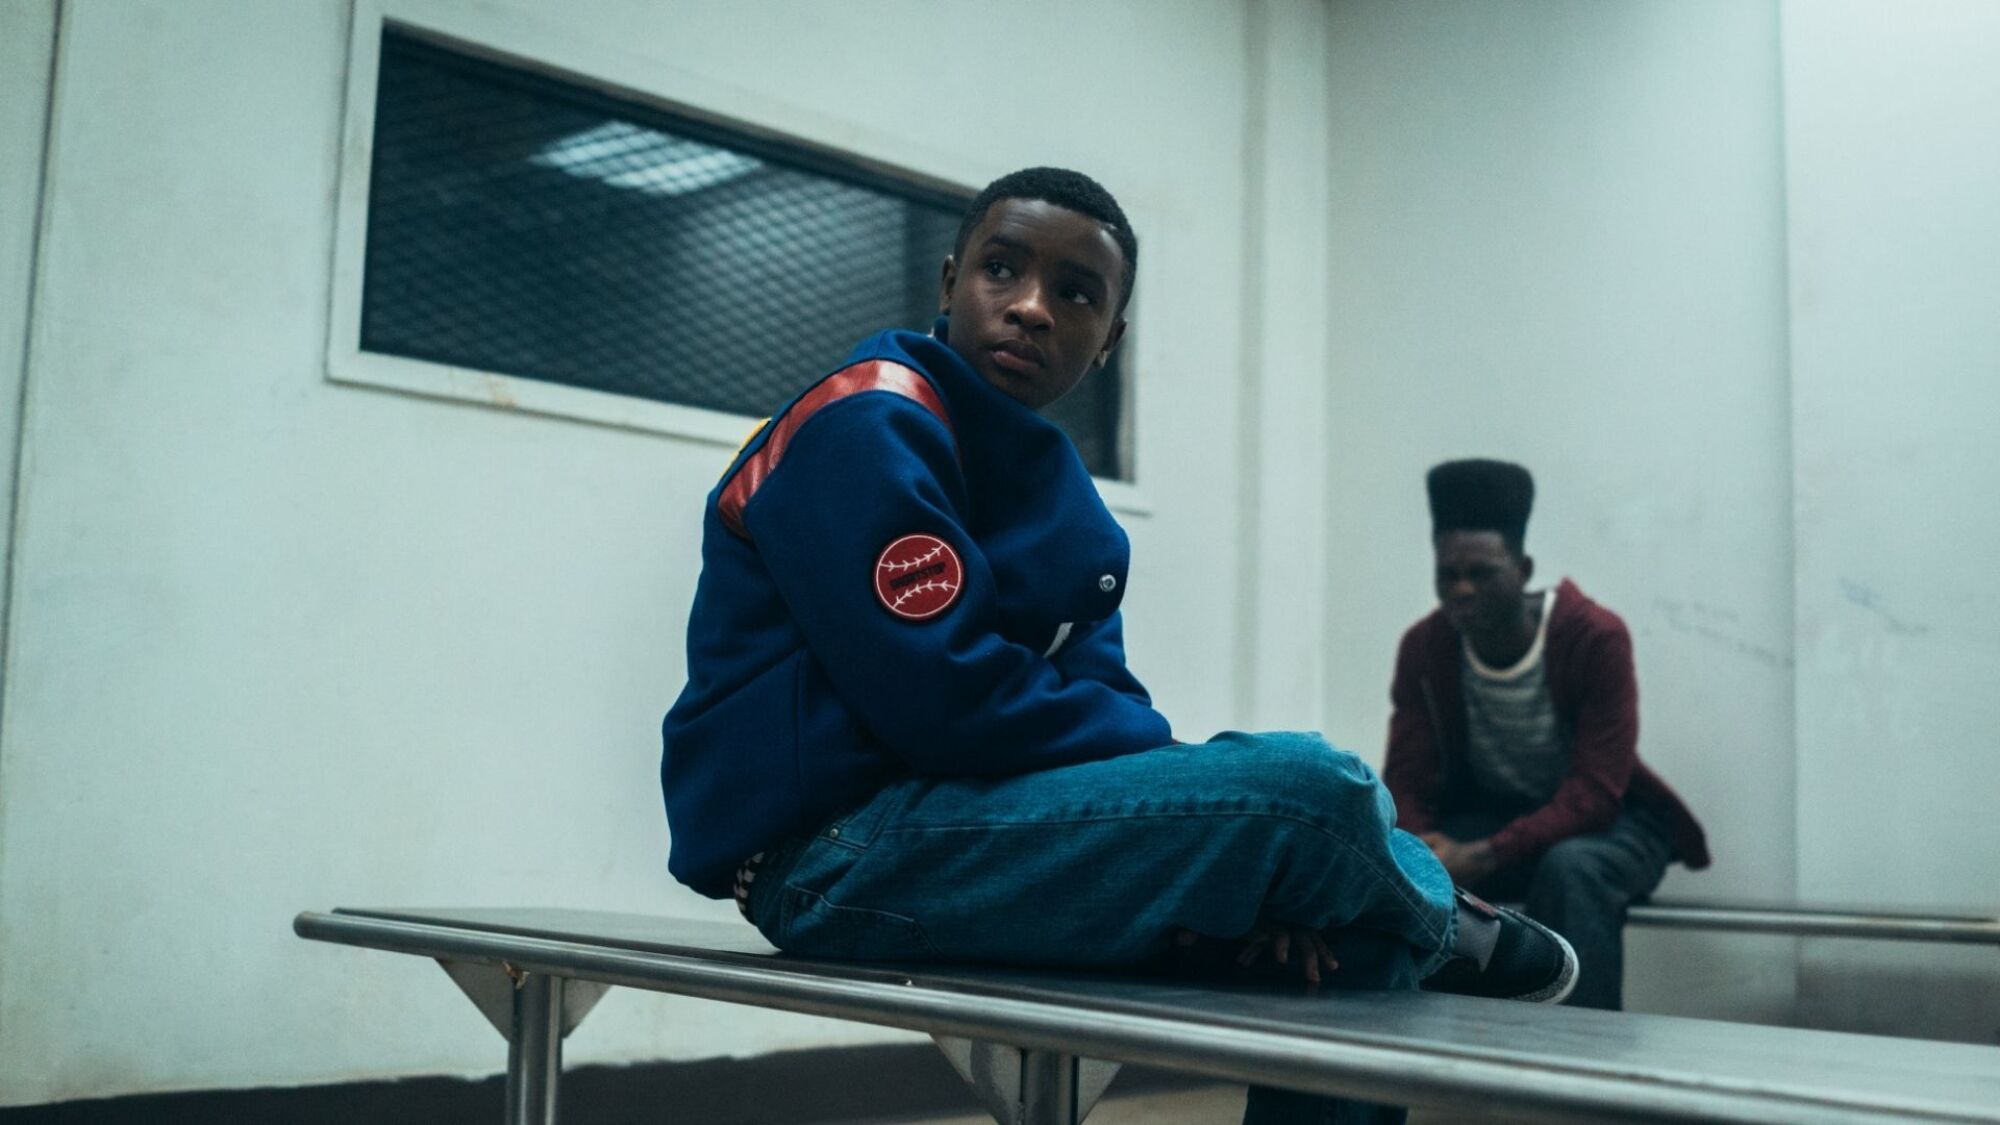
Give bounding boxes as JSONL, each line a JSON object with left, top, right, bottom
{"left": 481, "top": 375, "right": 517, "bottom": 409}
{"left": 1837, "top": 579, "right": 1930, "bottom": 637}
{"left": 1654, "top": 598, "right": 1793, "bottom": 669}
{"left": 1658, "top": 598, "right": 1741, "bottom": 625}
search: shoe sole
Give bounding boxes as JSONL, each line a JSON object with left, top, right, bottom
{"left": 1507, "top": 911, "right": 1579, "bottom": 1004}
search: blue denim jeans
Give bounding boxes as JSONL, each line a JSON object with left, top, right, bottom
{"left": 743, "top": 731, "right": 1456, "bottom": 1125}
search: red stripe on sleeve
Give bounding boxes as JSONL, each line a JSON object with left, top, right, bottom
{"left": 717, "top": 360, "right": 954, "bottom": 538}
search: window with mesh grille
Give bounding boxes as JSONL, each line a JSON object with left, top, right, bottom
{"left": 362, "top": 30, "right": 1130, "bottom": 479}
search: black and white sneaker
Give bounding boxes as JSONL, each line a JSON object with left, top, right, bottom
{"left": 1421, "top": 889, "right": 1579, "bottom": 1004}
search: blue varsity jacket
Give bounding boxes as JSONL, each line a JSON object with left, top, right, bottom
{"left": 660, "top": 322, "right": 1174, "bottom": 897}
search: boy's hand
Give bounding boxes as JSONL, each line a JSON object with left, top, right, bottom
{"left": 1172, "top": 922, "right": 1339, "bottom": 985}
{"left": 1234, "top": 921, "right": 1340, "bottom": 984}
{"left": 1422, "top": 833, "right": 1500, "bottom": 885}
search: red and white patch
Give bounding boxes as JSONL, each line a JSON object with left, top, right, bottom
{"left": 874, "top": 533, "right": 964, "bottom": 621}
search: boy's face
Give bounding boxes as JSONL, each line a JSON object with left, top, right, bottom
{"left": 938, "top": 198, "right": 1128, "bottom": 411}
{"left": 1433, "top": 530, "right": 1534, "bottom": 637}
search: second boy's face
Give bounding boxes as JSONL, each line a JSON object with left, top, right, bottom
{"left": 939, "top": 198, "right": 1128, "bottom": 411}
{"left": 1434, "top": 530, "right": 1532, "bottom": 637}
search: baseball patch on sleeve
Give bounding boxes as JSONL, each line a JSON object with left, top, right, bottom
{"left": 874, "top": 533, "right": 964, "bottom": 621}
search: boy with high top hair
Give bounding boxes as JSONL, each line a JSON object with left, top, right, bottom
{"left": 663, "top": 169, "right": 1575, "bottom": 1125}
{"left": 1384, "top": 459, "right": 1710, "bottom": 1011}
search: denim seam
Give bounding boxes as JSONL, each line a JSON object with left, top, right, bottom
{"left": 788, "top": 885, "right": 944, "bottom": 959}
{"left": 881, "top": 809, "right": 1454, "bottom": 952}
{"left": 883, "top": 805, "right": 1363, "bottom": 831}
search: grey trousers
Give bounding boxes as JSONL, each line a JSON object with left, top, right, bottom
{"left": 1438, "top": 802, "right": 1676, "bottom": 1011}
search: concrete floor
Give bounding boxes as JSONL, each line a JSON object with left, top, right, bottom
{"left": 847, "top": 1083, "right": 1490, "bottom": 1124}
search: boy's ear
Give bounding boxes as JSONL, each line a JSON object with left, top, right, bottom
{"left": 938, "top": 256, "right": 959, "bottom": 314}
{"left": 1092, "top": 317, "right": 1128, "bottom": 369}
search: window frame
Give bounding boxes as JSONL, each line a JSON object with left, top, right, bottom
{"left": 327, "top": 0, "right": 1146, "bottom": 506}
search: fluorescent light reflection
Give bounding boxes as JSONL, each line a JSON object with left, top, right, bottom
{"left": 531, "top": 121, "right": 762, "bottom": 196}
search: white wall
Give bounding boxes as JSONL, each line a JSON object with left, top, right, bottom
{"left": 7, "top": 0, "right": 1996, "bottom": 1106}
{"left": 0, "top": 0, "right": 1305, "bottom": 1104}
{"left": 0, "top": 0, "right": 55, "bottom": 685}
{"left": 1781, "top": 0, "right": 2000, "bottom": 1043}
{"left": 1320, "top": 0, "right": 1800, "bottom": 1024}
{"left": 1239, "top": 0, "right": 1334, "bottom": 732}
{"left": 1321, "top": 0, "right": 2000, "bottom": 1041}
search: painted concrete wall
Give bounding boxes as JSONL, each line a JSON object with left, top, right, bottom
{"left": 0, "top": 0, "right": 55, "bottom": 691}
{"left": 1239, "top": 0, "right": 1334, "bottom": 732}
{"left": 6, "top": 0, "right": 1995, "bottom": 1107}
{"left": 0, "top": 0, "right": 1319, "bottom": 1104}
{"left": 1319, "top": 0, "right": 1800, "bottom": 1023}
{"left": 1321, "top": 0, "right": 2000, "bottom": 1042}
{"left": 1781, "top": 0, "right": 2000, "bottom": 1045}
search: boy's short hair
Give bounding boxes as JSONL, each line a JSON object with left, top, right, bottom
{"left": 953, "top": 167, "right": 1139, "bottom": 313}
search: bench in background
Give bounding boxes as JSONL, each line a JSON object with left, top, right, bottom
{"left": 1631, "top": 898, "right": 2000, "bottom": 945}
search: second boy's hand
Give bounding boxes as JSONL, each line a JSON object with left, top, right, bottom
{"left": 1420, "top": 831, "right": 1501, "bottom": 884}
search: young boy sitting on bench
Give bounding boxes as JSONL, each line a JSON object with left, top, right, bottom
{"left": 661, "top": 167, "right": 1577, "bottom": 1125}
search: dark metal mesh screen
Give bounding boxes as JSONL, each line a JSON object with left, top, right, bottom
{"left": 362, "top": 30, "right": 1128, "bottom": 478}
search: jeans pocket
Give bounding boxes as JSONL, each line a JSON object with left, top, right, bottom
{"left": 816, "top": 778, "right": 921, "bottom": 849}
{"left": 779, "top": 888, "right": 940, "bottom": 962}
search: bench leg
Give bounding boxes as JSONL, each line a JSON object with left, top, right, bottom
{"left": 933, "top": 1036, "right": 1120, "bottom": 1125}
{"left": 506, "top": 973, "right": 563, "bottom": 1125}
{"left": 434, "top": 961, "right": 609, "bottom": 1124}
{"left": 1021, "top": 1048, "right": 1080, "bottom": 1125}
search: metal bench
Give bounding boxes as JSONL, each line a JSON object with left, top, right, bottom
{"left": 294, "top": 906, "right": 2000, "bottom": 1125}
{"left": 1629, "top": 899, "right": 2000, "bottom": 946}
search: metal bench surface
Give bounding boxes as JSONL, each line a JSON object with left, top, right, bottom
{"left": 296, "top": 906, "right": 2000, "bottom": 1125}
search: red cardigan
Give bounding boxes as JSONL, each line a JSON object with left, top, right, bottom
{"left": 1382, "top": 579, "right": 1709, "bottom": 870}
